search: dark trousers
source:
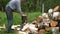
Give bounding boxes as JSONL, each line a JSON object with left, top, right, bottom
{"left": 5, "top": 6, "right": 13, "bottom": 32}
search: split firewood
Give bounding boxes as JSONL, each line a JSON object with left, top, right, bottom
{"left": 0, "top": 24, "right": 5, "bottom": 29}
{"left": 53, "top": 6, "right": 60, "bottom": 12}
{"left": 18, "top": 31, "right": 29, "bottom": 34}
{"left": 50, "top": 20, "right": 57, "bottom": 27}
{"left": 11, "top": 25, "right": 20, "bottom": 30}
{"left": 38, "top": 29, "right": 45, "bottom": 34}
{"left": 0, "top": 24, "right": 5, "bottom": 31}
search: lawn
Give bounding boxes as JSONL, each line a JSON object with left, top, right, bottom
{"left": 0, "top": 11, "right": 41, "bottom": 34}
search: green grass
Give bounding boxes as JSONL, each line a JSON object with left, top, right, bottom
{"left": 0, "top": 11, "right": 41, "bottom": 34}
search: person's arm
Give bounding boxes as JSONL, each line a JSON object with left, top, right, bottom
{"left": 16, "top": 1, "right": 25, "bottom": 16}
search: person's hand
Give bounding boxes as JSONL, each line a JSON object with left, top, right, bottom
{"left": 20, "top": 12, "right": 26, "bottom": 16}
{"left": 21, "top": 13, "right": 26, "bottom": 16}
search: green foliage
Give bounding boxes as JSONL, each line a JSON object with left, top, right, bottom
{"left": 22, "top": 0, "right": 40, "bottom": 12}
{"left": 0, "top": 0, "right": 10, "bottom": 10}
{"left": 44, "top": 0, "right": 60, "bottom": 12}
{"left": 0, "top": 0, "right": 60, "bottom": 12}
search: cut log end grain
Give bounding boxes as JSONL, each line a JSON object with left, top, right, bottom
{"left": 38, "top": 29, "right": 45, "bottom": 34}
{"left": 53, "top": 6, "right": 60, "bottom": 11}
{"left": 50, "top": 20, "right": 57, "bottom": 27}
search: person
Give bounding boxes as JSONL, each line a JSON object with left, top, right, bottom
{"left": 5, "top": 0, "right": 27, "bottom": 33}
